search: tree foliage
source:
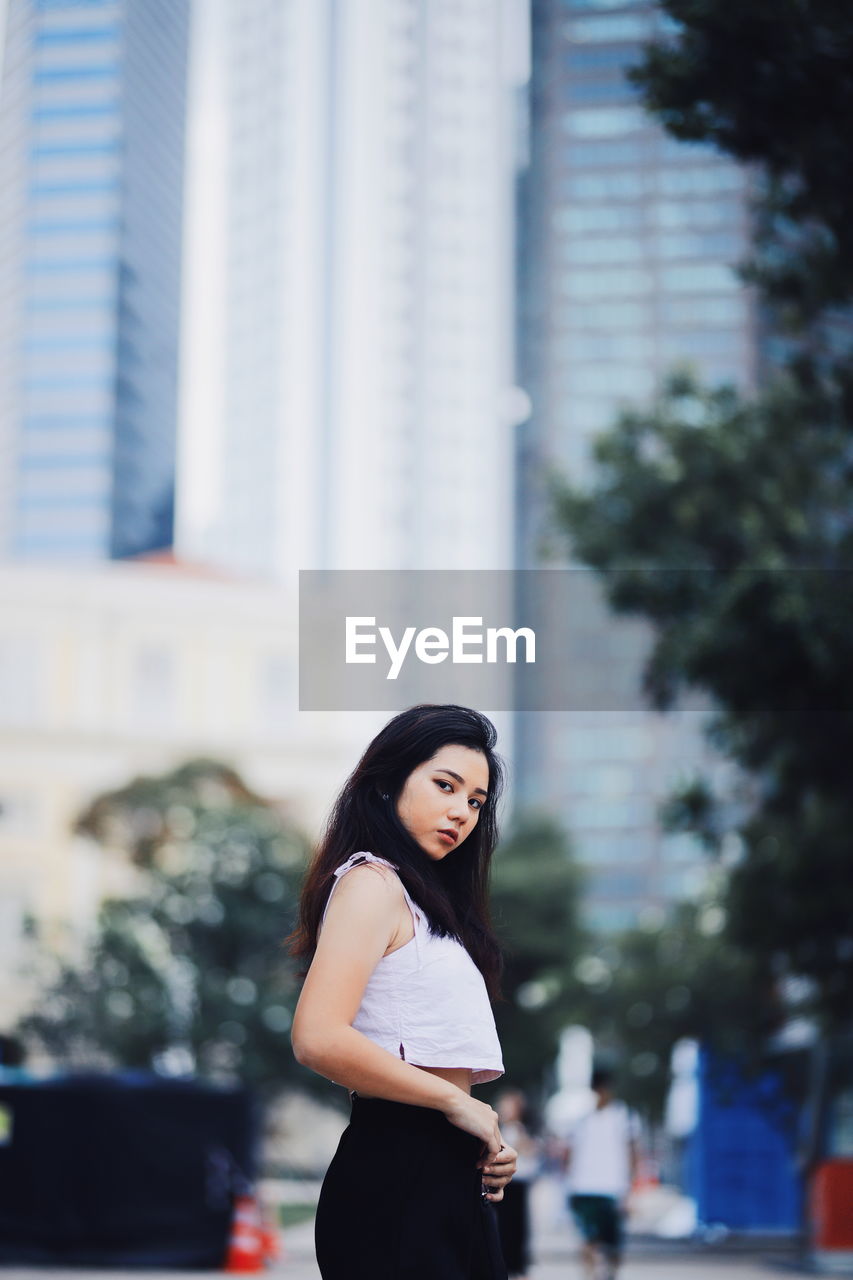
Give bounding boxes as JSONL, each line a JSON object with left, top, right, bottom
{"left": 554, "top": 0, "right": 853, "bottom": 1039}
{"left": 20, "top": 768, "right": 595, "bottom": 1107}
{"left": 630, "top": 0, "right": 853, "bottom": 325}
{"left": 488, "top": 813, "right": 587, "bottom": 1100}
{"left": 572, "top": 897, "right": 780, "bottom": 1122}
{"left": 18, "top": 760, "right": 313, "bottom": 1100}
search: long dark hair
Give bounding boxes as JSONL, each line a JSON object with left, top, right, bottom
{"left": 288, "top": 704, "right": 506, "bottom": 999}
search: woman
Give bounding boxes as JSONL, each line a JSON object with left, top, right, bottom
{"left": 290, "top": 704, "right": 517, "bottom": 1279}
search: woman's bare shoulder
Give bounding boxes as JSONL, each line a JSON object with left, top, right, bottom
{"left": 324, "top": 860, "right": 404, "bottom": 921}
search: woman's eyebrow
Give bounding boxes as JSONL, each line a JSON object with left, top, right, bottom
{"left": 435, "top": 768, "right": 488, "bottom": 798}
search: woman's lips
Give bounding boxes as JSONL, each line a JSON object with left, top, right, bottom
{"left": 438, "top": 829, "right": 458, "bottom": 844}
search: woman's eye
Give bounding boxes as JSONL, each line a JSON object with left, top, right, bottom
{"left": 436, "top": 779, "right": 482, "bottom": 810}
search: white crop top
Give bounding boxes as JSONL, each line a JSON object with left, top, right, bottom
{"left": 321, "top": 851, "right": 504, "bottom": 1085}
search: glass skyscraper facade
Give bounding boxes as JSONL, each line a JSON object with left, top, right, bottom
{"left": 516, "top": 0, "right": 758, "bottom": 928}
{"left": 0, "top": 0, "right": 189, "bottom": 561}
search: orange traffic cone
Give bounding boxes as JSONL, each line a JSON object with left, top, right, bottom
{"left": 259, "top": 1212, "right": 283, "bottom": 1266}
{"left": 224, "top": 1194, "right": 264, "bottom": 1273}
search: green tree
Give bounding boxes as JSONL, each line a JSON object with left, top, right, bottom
{"left": 571, "top": 894, "right": 777, "bottom": 1121}
{"left": 553, "top": 0, "right": 853, "bottom": 1041}
{"left": 631, "top": 0, "right": 853, "bottom": 327}
{"left": 18, "top": 760, "right": 313, "bottom": 1100}
{"left": 489, "top": 813, "right": 587, "bottom": 1100}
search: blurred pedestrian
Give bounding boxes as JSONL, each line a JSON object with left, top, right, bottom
{"left": 564, "top": 1066, "right": 640, "bottom": 1280}
{"left": 494, "top": 1088, "right": 539, "bottom": 1279}
{"left": 290, "top": 704, "right": 518, "bottom": 1279}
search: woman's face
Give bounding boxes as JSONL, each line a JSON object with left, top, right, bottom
{"left": 395, "top": 744, "right": 490, "bottom": 861}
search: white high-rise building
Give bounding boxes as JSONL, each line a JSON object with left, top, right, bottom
{"left": 178, "top": 0, "right": 527, "bottom": 581}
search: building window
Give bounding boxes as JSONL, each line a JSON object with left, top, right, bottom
{"left": 564, "top": 14, "right": 651, "bottom": 44}
{"left": 565, "top": 44, "right": 641, "bottom": 72}
{"left": 565, "top": 170, "right": 647, "bottom": 199}
{"left": 131, "top": 644, "right": 176, "bottom": 731}
{"left": 656, "top": 230, "right": 742, "bottom": 260}
{"left": 563, "top": 106, "right": 646, "bottom": 138}
{"left": 660, "top": 331, "right": 743, "bottom": 359}
{"left": 660, "top": 262, "right": 741, "bottom": 293}
{"left": 653, "top": 198, "right": 743, "bottom": 230}
{"left": 35, "top": 25, "right": 119, "bottom": 46}
{"left": 255, "top": 653, "right": 294, "bottom": 736}
{"left": 562, "top": 0, "right": 646, "bottom": 10}
{"left": 569, "top": 332, "right": 654, "bottom": 361}
{"left": 554, "top": 203, "right": 645, "bottom": 234}
{"left": 561, "top": 266, "right": 653, "bottom": 297}
{"left": 0, "top": 634, "right": 42, "bottom": 727}
{"left": 661, "top": 296, "right": 747, "bottom": 326}
{"left": 566, "top": 140, "right": 644, "bottom": 166}
{"left": 563, "top": 364, "right": 654, "bottom": 396}
{"left": 567, "top": 299, "right": 649, "bottom": 328}
{"left": 550, "top": 397, "right": 620, "bottom": 432}
{"left": 564, "top": 236, "right": 645, "bottom": 265}
{"left": 564, "top": 77, "right": 638, "bottom": 104}
{"left": 658, "top": 166, "right": 744, "bottom": 197}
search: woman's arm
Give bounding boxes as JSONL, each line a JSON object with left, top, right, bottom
{"left": 291, "top": 865, "right": 502, "bottom": 1154}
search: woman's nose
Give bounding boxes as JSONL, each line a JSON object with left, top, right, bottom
{"left": 448, "top": 796, "right": 468, "bottom": 823}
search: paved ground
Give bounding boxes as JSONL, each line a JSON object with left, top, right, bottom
{"left": 3, "top": 1180, "right": 840, "bottom": 1280}
{"left": 0, "top": 1246, "right": 815, "bottom": 1280}
{"left": 0, "top": 1255, "right": 812, "bottom": 1280}
{"left": 267, "top": 1216, "right": 811, "bottom": 1280}
{"left": 2, "top": 1216, "right": 817, "bottom": 1280}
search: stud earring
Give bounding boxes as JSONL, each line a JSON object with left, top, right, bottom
{"left": 381, "top": 793, "right": 390, "bottom": 801}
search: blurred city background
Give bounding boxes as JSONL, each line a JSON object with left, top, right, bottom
{"left": 0, "top": 0, "right": 851, "bottom": 1274}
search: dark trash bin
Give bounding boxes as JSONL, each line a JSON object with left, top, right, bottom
{"left": 0, "top": 1073, "right": 257, "bottom": 1267}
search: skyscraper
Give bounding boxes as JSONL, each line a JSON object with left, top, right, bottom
{"left": 0, "top": 0, "right": 190, "bottom": 561}
{"left": 179, "top": 0, "right": 527, "bottom": 579}
{"left": 516, "top": 0, "right": 758, "bottom": 928}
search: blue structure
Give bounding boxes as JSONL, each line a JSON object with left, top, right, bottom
{"left": 0, "top": 0, "right": 189, "bottom": 561}
{"left": 685, "top": 1050, "right": 802, "bottom": 1232}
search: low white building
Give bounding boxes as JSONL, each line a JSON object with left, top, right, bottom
{"left": 0, "top": 557, "right": 380, "bottom": 1027}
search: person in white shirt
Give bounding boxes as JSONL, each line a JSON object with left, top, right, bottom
{"left": 563, "top": 1067, "right": 640, "bottom": 1280}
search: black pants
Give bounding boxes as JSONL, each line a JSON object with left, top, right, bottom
{"left": 495, "top": 1178, "right": 531, "bottom": 1276}
{"left": 569, "top": 1194, "right": 624, "bottom": 1255}
{"left": 315, "top": 1094, "right": 508, "bottom": 1280}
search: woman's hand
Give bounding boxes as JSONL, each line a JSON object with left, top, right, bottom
{"left": 480, "top": 1143, "right": 518, "bottom": 1202}
{"left": 443, "top": 1093, "right": 503, "bottom": 1161}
